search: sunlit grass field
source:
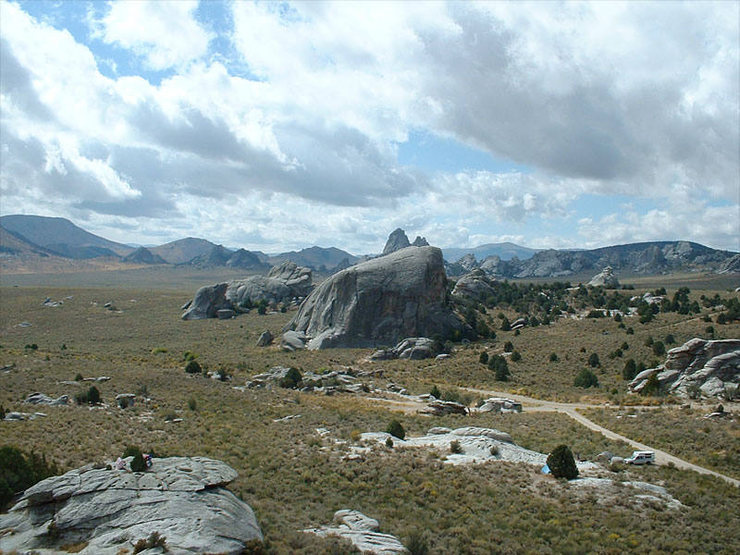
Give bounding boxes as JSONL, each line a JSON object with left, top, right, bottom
{"left": 1, "top": 277, "right": 738, "bottom": 553}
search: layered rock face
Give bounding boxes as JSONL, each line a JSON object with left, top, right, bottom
{"left": 0, "top": 457, "right": 262, "bottom": 554}
{"left": 182, "top": 261, "right": 312, "bottom": 320}
{"left": 629, "top": 338, "right": 740, "bottom": 399}
{"left": 287, "top": 246, "right": 465, "bottom": 349}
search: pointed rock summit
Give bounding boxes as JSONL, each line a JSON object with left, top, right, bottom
{"left": 382, "top": 228, "right": 411, "bottom": 255}
{"left": 412, "top": 235, "right": 429, "bottom": 247}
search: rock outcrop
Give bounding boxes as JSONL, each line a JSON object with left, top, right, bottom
{"left": 286, "top": 246, "right": 466, "bottom": 349}
{"left": 182, "top": 261, "right": 312, "bottom": 320}
{"left": 411, "top": 236, "right": 429, "bottom": 247}
{"left": 382, "top": 228, "right": 411, "bottom": 255}
{"left": 0, "top": 457, "right": 262, "bottom": 554}
{"left": 369, "top": 337, "right": 437, "bottom": 361}
{"left": 304, "top": 510, "right": 407, "bottom": 554}
{"left": 588, "top": 266, "right": 620, "bottom": 288}
{"left": 629, "top": 338, "right": 740, "bottom": 399}
{"left": 451, "top": 269, "right": 497, "bottom": 302}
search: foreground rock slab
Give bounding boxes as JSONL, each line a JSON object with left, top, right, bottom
{"left": 304, "top": 509, "right": 407, "bottom": 554}
{"left": 0, "top": 456, "right": 263, "bottom": 554}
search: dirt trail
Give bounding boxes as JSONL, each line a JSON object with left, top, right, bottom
{"left": 420, "top": 386, "right": 740, "bottom": 487}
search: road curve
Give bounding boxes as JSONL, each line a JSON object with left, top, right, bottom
{"left": 459, "top": 387, "right": 740, "bottom": 487}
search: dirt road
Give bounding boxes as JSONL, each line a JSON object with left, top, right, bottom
{"left": 377, "top": 386, "right": 739, "bottom": 487}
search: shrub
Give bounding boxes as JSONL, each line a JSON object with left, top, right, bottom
{"left": 387, "top": 419, "right": 405, "bottom": 440}
{"left": 641, "top": 373, "right": 660, "bottom": 396}
{"left": 183, "top": 351, "right": 197, "bottom": 361}
{"left": 406, "top": 530, "right": 430, "bottom": 555}
{"left": 587, "top": 353, "right": 600, "bottom": 367}
{"left": 488, "top": 355, "right": 510, "bottom": 381}
{"left": 503, "top": 341, "right": 514, "bottom": 352}
{"left": 547, "top": 445, "right": 579, "bottom": 480}
{"left": 549, "top": 353, "right": 559, "bottom": 362}
{"left": 74, "top": 373, "right": 83, "bottom": 381}
{"left": 478, "top": 352, "right": 489, "bottom": 365}
{"left": 279, "top": 367, "right": 302, "bottom": 389}
{"left": 664, "top": 334, "right": 676, "bottom": 345}
{"left": 430, "top": 385, "right": 441, "bottom": 399}
{"left": 449, "top": 440, "right": 463, "bottom": 454}
{"left": 652, "top": 341, "right": 666, "bottom": 357}
{"left": 574, "top": 369, "right": 599, "bottom": 388}
{"left": 123, "top": 446, "right": 147, "bottom": 472}
{"left": 500, "top": 317, "right": 511, "bottom": 331}
{"left": 75, "top": 386, "right": 101, "bottom": 405}
{"left": 626, "top": 327, "right": 634, "bottom": 335}
{"left": 185, "top": 360, "right": 202, "bottom": 374}
{"left": 0, "top": 446, "right": 59, "bottom": 511}
{"left": 187, "top": 397, "right": 197, "bottom": 411}
{"left": 510, "top": 350, "right": 521, "bottom": 362}
{"left": 133, "top": 531, "right": 167, "bottom": 553}
{"left": 623, "top": 359, "right": 637, "bottom": 380}
{"left": 385, "top": 437, "right": 394, "bottom": 448}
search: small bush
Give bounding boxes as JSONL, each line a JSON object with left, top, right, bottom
{"left": 623, "top": 359, "right": 637, "bottom": 380}
{"left": 549, "top": 353, "right": 558, "bottom": 362}
{"left": 279, "top": 367, "right": 302, "bottom": 389}
{"left": 387, "top": 419, "right": 405, "bottom": 440}
{"left": 123, "top": 446, "right": 147, "bottom": 472}
{"left": 185, "top": 360, "right": 202, "bottom": 374}
{"left": 510, "top": 350, "right": 521, "bottom": 362}
{"left": 75, "top": 386, "right": 101, "bottom": 406}
{"left": 0, "top": 446, "right": 59, "bottom": 511}
{"left": 587, "top": 353, "right": 600, "bottom": 367}
{"left": 183, "top": 351, "right": 197, "bottom": 361}
{"left": 664, "top": 334, "right": 676, "bottom": 345}
{"left": 187, "top": 397, "right": 197, "bottom": 411}
{"left": 574, "top": 369, "right": 599, "bottom": 388}
{"left": 488, "top": 355, "right": 510, "bottom": 381}
{"left": 406, "top": 530, "right": 429, "bottom": 555}
{"left": 430, "top": 385, "right": 441, "bottom": 399}
{"left": 652, "top": 341, "right": 666, "bottom": 357}
{"left": 503, "top": 341, "right": 514, "bottom": 352}
{"left": 450, "top": 440, "right": 463, "bottom": 454}
{"left": 478, "top": 352, "right": 489, "bottom": 365}
{"left": 133, "top": 531, "right": 167, "bottom": 553}
{"left": 74, "top": 373, "right": 84, "bottom": 381}
{"left": 151, "top": 347, "right": 168, "bottom": 354}
{"left": 547, "top": 445, "right": 579, "bottom": 480}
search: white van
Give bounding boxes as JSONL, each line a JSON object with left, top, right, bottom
{"left": 625, "top": 451, "right": 655, "bottom": 465}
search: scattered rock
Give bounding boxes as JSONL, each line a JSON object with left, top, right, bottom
{"left": 304, "top": 509, "right": 407, "bottom": 554}
{"left": 281, "top": 330, "right": 307, "bottom": 352}
{"left": 419, "top": 399, "right": 468, "bottom": 416}
{"left": 0, "top": 457, "right": 263, "bottom": 554}
{"left": 217, "top": 308, "right": 236, "bottom": 320}
{"left": 477, "top": 397, "right": 522, "bottom": 413}
{"left": 588, "top": 266, "right": 620, "bottom": 288}
{"left": 287, "top": 246, "right": 467, "bottom": 349}
{"left": 115, "top": 394, "right": 136, "bottom": 409}
{"left": 256, "top": 330, "right": 273, "bottom": 347}
{"left": 369, "top": 337, "right": 437, "bottom": 361}
{"left": 23, "top": 393, "right": 69, "bottom": 406}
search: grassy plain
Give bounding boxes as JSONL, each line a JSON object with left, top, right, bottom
{"left": 0, "top": 273, "right": 739, "bottom": 553}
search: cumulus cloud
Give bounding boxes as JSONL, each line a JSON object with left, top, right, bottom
{"left": 0, "top": 1, "right": 737, "bottom": 252}
{"left": 94, "top": 0, "right": 213, "bottom": 70}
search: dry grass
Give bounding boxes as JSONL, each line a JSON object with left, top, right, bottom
{"left": 1, "top": 282, "right": 739, "bottom": 553}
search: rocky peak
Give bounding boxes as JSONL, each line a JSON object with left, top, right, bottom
{"left": 382, "top": 228, "right": 411, "bottom": 255}
{"left": 412, "top": 235, "right": 429, "bottom": 247}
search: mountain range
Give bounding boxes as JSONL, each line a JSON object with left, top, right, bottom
{"left": 0, "top": 214, "right": 737, "bottom": 277}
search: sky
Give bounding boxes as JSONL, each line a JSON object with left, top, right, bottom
{"left": 0, "top": 0, "right": 738, "bottom": 255}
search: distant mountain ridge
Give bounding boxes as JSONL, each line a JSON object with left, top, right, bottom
{"left": 443, "top": 242, "right": 539, "bottom": 262}
{"left": 0, "top": 214, "right": 133, "bottom": 257}
{"left": 0, "top": 215, "right": 736, "bottom": 277}
{"left": 446, "top": 240, "right": 738, "bottom": 278}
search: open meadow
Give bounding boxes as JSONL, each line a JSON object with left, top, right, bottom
{"left": 1, "top": 274, "right": 739, "bottom": 553}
